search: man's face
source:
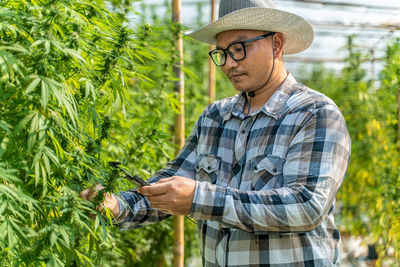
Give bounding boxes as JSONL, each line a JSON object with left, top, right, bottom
{"left": 216, "top": 29, "right": 274, "bottom": 93}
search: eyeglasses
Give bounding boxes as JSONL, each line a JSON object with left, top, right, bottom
{"left": 209, "top": 32, "right": 274, "bottom": 67}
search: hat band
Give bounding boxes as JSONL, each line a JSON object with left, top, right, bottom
{"left": 219, "top": 0, "right": 257, "bottom": 17}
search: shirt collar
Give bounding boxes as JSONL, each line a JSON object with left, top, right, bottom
{"left": 222, "top": 73, "right": 297, "bottom": 122}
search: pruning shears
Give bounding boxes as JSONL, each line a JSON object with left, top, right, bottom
{"left": 108, "top": 161, "right": 150, "bottom": 187}
{"left": 107, "top": 161, "right": 196, "bottom": 224}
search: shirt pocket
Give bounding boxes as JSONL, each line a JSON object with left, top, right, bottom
{"left": 251, "top": 155, "right": 285, "bottom": 190}
{"left": 195, "top": 154, "right": 220, "bottom": 184}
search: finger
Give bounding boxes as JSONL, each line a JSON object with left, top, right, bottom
{"left": 87, "top": 190, "right": 98, "bottom": 202}
{"left": 80, "top": 188, "right": 91, "bottom": 200}
{"left": 93, "top": 183, "right": 105, "bottom": 192}
{"left": 137, "top": 185, "right": 150, "bottom": 195}
{"left": 137, "top": 177, "right": 174, "bottom": 194}
{"left": 87, "top": 184, "right": 106, "bottom": 201}
{"left": 138, "top": 182, "right": 170, "bottom": 196}
{"left": 156, "top": 177, "right": 175, "bottom": 184}
{"left": 146, "top": 194, "right": 169, "bottom": 205}
{"left": 156, "top": 208, "right": 171, "bottom": 214}
{"left": 149, "top": 202, "right": 170, "bottom": 212}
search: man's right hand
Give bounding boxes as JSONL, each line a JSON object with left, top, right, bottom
{"left": 80, "top": 184, "right": 120, "bottom": 218}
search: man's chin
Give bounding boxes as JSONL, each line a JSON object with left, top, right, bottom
{"left": 232, "top": 84, "right": 252, "bottom": 93}
{"left": 230, "top": 82, "right": 248, "bottom": 92}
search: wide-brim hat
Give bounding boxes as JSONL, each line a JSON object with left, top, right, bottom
{"left": 188, "top": 0, "right": 314, "bottom": 55}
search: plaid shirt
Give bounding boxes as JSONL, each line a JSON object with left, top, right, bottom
{"left": 116, "top": 73, "right": 351, "bottom": 266}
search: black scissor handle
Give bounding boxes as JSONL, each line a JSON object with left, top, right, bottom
{"left": 108, "top": 161, "right": 149, "bottom": 187}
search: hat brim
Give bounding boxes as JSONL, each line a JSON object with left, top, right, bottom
{"left": 188, "top": 7, "right": 314, "bottom": 55}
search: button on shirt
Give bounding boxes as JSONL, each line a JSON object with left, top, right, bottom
{"left": 115, "top": 73, "right": 351, "bottom": 266}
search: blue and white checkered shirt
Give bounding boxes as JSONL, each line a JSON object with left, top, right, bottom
{"left": 115, "top": 73, "right": 351, "bottom": 266}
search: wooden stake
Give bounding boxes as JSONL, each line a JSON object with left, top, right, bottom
{"left": 172, "top": 0, "right": 185, "bottom": 266}
{"left": 208, "top": 0, "right": 216, "bottom": 104}
{"left": 398, "top": 88, "right": 400, "bottom": 151}
{"left": 370, "top": 49, "right": 375, "bottom": 92}
{"left": 208, "top": 46, "right": 216, "bottom": 103}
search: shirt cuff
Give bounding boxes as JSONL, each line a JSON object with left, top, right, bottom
{"left": 189, "top": 181, "right": 227, "bottom": 221}
{"left": 112, "top": 194, "right": 127, "bottom": 224}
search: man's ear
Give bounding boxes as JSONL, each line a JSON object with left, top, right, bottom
{"left": 272, "top": 33, "right": 284, "bottom": 57}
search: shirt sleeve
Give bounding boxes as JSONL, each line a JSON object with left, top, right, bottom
{"left": 114, "top": 113, "right": 202, "bottom": 230}
{"left": 190, "top": 104, "right": 351, "bottom": 233}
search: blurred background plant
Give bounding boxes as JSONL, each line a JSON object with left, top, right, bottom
{"left": 300, "top": 36, "right": 400, "bottom": 266}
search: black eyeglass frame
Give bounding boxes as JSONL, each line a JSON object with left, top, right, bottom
{"left": 209, "top": 32, "right": 275, "bottom": 67}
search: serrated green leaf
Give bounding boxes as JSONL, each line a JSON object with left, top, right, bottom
{"left": 45, "top": 40, "right": 50, "bottom": 54}
{"left": 0, "top": 136, "right": 9, "bottom": 159}
{"left": 0, "top": 120, "right": 11, "bottom": 133}
{"left": 0, "top": 184, "right": 19, "bottom": 199}
{"left": 0, "top": 52, "right": 15, "bottom": 79}
{"left": 42, "top": 153, "right": 50, "bottom": 175}
{"left": 88, "top": 234, "right": 94, "bottom": 256}
{"left": 0, "top": 222, "right": 7, "bottom": 239}
{"left": 71, "top": 249, "right": 81, "bottom": 265}
{"left": 59, "top": 228, "right": 70, "bottom": 248}
{"left": 41, "top": 163, "right": 47, "bottom": 196}
{"left": 0, "top": 44, "right": 28, "bottom": 53}
{"left": 7, "top": 223, "right": 14, "bottom": 250}
{"left": 63, "top": 99, "right": 77, "bottom": 126}
{"left": 0, "top": 202, "right": 7, "bottom": 215}
{"left": 50, "top": 231, "right": 57, "bottom": 248}
{"left": 85, "top": 79, "right": 96, "bottom": 100}
{"left": 52, "top": 23, "right": 65, "bottom": 38}
{"left": 34, "top": 161, "right": 40, "bottom": 186}
{"left": 25, "top": 77, "right": 41, "bottom": 94}
{"left": 28, "top": 113, "right": 38, "bottom": 151}
{"left": 31, "top": 39, "right": 44, "bottom": 47}
{"left": 44, "top": 146, "right": 60, "bottom": 166}
{"left": 94, "top": 215, "right": 100, "bottom": 231}
{"left": 9, "top": 219, "right": 28, "bottom": 244}
{"left": 15, "top": 112, "right": 35, "bottom": 134}
{"left": 41, "top": 79, "right": 49, "bottom": 109}
{"left": 64, "top": 48, "right": 86, "bottom": 63}
{"left": 100, "top": 216, "right": 107, "bottom": 241}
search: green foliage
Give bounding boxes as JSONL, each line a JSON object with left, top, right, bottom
{"left": 0, "top": 0, "right": 190, "bottom": 265}
{"left": 300, "top": 36, "right": 400, "bottom": 264}
{"left": 7, "top": 0, "right": 400, "bottom": 265}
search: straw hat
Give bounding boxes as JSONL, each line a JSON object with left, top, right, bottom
{"left": 188, "top": 0, "right": 314, "bottom": 54}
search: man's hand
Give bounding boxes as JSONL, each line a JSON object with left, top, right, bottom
{"left": 80, "top": 184, "right": 120, "bottom": 218}
{"left": 137, "top": 176, "right": 196, "bottom": 215}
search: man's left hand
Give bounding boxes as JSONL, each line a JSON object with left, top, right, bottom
{"left": 137, "top": 176, "right": 196, "bottom": 215}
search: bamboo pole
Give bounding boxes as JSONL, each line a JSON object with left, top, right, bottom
{"left": 398, "top": 88, "right": 400, "bottom": 151}
{"left": 208, "top": 0, "right": 216, "bottom": 104}
{"left": 172, "top": 0, "right": 185, "bottom": 266}
{"left": 370, "top": 49, "right": 375, "bottom": 92}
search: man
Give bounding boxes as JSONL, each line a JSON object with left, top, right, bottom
{"left": 81, "top": 0, "right": 350, "bottom": 265}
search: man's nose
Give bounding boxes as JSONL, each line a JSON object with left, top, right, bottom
{"left": 224, "top": 53, "right": 239, "bottom": 69}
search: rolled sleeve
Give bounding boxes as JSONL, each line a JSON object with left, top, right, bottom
{"left": 112, "top": 194, "right": 127, "bottom": 224}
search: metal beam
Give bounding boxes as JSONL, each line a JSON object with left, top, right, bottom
{"left": 277, "top": 0, "right": 400, "bottom": 11}
{"left": 310, "top": 21, "right": 400, "bottom": 31}
{"left": 284, "top": 56, "right": 384, "bottom": 63}
{"left": 169, "top": 0, "right": 400, "bottom": 11}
